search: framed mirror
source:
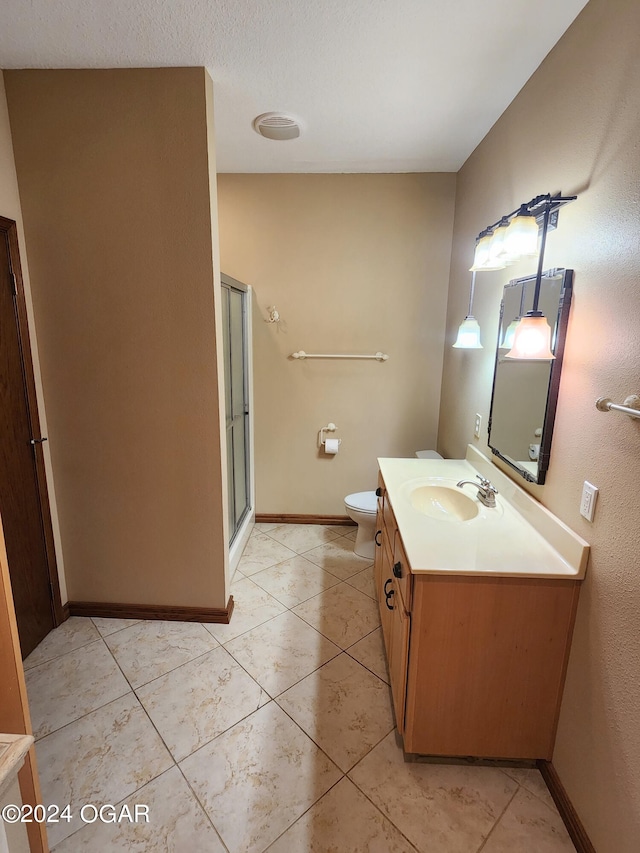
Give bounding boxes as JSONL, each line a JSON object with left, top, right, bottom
{"left": 488, "top": 268, "right": 573, "bottom": 485}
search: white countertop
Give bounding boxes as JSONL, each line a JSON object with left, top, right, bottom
{"left": 378, "top": 449, "right": 589, "bottom": 579}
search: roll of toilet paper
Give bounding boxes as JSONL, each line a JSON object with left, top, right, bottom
{"left": 324, "top": 438, "right": 340, "bottom": 455}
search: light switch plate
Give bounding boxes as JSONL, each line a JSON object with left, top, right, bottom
{"left": 580, "top": 481, "right": 598, "bottom": 522}
{"left": 474, "top": 413, "right": 482, "bottom": 438}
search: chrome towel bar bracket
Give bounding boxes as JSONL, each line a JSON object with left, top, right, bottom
{"left": 595, "top": 395, "right": 640, "bottom": 419}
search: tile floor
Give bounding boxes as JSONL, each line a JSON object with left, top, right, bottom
{"left": 25, "top": 522, "right": 576, "bottom": 852}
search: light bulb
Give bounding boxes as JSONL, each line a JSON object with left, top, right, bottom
{"left": 504, "top": 214, "right": 539, "bottom": 259}
{"left": 505, "top": 315, "right": 555, "bottom": 360}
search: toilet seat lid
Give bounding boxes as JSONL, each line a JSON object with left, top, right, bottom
{"left": 345, "top": 491, "right": 377, "bottom": 513}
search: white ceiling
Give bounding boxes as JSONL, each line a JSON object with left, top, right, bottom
{"left": 0, "top": 0, "right": 589, "bottom": 173}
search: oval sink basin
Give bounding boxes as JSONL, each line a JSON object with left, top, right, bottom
{"left": 408, "top": 485, "right": 479, "bottom": 522}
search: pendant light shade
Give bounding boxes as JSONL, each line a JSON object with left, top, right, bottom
{"left": 504, "top": 209, "right": 539, "bottom": 258}
{"left": 453, "top": 316, "right": 483, "bottom": 349}
{"left": 487, "top": 218, "right": 510, "bottom": 268}
{"left": 505, "top": 316, "right": 555, "bottom": 360}
{"left": 499, "top": 318, "right": 520, "bottom": 350}
{"left": 453, "top": 271, "right": 483, "bottom": 349}
{"left": 469, "top": 232, "right": 492, "bottom": 271}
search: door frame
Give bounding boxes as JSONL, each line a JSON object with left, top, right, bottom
{"left": 1, "top": 216, "right": 64, "bottom": 627}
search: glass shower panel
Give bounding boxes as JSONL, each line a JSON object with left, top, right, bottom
{"left": 233, "top": 416, "right": 248, "bottom": 528}
{"left": 222, "top": 278, "right": 250, "bottom": 544}
{"left": 221, "top": 285, "right": 232, "bottom": 421}
{"left": 229, "top": 287, "right": 248, "bottom": 530}
{"left": 226, "top": 420, "right": 235, "bottom": 535}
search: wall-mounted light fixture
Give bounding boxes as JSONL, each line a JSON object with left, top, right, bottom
{"left": 464, "top": 192, "right": 576, "bottom": 359}
{"left": 453, "top": 271, "right": 483, "bottom": 349}
{"left": 470, "top": 193, "right": 575, "bottom": 273}
{"left": 505, "top": 198, "right": 573, "bottom": 360}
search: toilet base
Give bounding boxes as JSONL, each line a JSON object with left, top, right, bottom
{"left": 353, "top": 520, "right": 376, "bottom": 560}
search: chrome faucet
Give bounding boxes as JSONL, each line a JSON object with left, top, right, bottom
{"left": 456, "top": 474, "right": 499, "bottom": 508}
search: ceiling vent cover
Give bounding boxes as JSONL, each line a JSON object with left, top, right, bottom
{"left": 253, "top": 112, "right": 302, "bottom": 141}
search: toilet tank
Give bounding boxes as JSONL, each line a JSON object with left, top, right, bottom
{"left": 415, "top": 450, "right": 443, "bottom": 459}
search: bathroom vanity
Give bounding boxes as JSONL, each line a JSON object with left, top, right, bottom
{"left": 374, "top": 449, "right": 588, "bottom": 761}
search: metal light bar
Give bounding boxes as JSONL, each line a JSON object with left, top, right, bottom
{"left": 474, "top": 193, "right": 577, "bottom": 241}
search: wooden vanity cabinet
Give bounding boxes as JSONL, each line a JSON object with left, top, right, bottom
{"left": 374, "top": 473, "right": 581, "bottom": 760}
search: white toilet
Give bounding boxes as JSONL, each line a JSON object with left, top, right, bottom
{"left": 344, "top": 450, "right": 443, "bottom": 558}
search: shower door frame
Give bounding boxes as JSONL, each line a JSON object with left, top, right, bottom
{"left": 221, "top": 273, "right": 254, "bottom": 572}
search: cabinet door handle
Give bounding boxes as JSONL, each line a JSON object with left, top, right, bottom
{"left": 384, "top": 578, "right": 395, "bottom": 610}
{"left": 393, "top": 561, "right": 402, "bottom": 579}
{"left": 375, "top": 487, "right": 383, "bottom": 497}
{"left": 375, "top": 530, "right": 382, "bottom": 547}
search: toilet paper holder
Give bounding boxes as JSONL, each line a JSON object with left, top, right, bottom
{"left": 319, "top": 423, "right": 341, "bottom": 448}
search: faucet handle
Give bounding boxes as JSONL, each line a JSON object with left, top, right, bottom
{"left": 475, "top": 474, "right": 498, "bottom": 494}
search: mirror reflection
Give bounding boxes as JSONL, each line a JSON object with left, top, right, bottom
{"left": 488, "top": 269, "right": 573, "bottom": 485}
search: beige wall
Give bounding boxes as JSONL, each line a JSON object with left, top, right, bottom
{"left": 5, "top": 68, "right": 228, "bottom": 608}
{"left": 0, "top": 72, "right": 67, "bottom": 604}
{"left": 217, "top": 173, "right": 456, "bottom": 514}
{"left": 439, "top": 0, "right": 640, "bottom": 848}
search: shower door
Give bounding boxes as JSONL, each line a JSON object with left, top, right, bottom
{"left": 221, "top": 275, "right": 251, "bottom": 544}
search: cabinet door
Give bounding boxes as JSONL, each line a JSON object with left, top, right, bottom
{"left": 392, "top": 534, "right": 413, "bottom": 612}
{"left": 373, "top": 506, "right": 385, "bottom": 598}
{"left": 388, "top": 581, "right": 410, "bottom": 734}
{"left": 377, "top": 535, "right": 394, "bottom": 657}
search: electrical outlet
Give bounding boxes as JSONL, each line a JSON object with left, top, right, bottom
{"left": 580, "top": 481, "right": 598, "bottom": 522}
{"left": 474, "top": 413, "right": 482, "bottom": 439}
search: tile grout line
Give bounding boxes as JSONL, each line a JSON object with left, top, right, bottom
{"left": 36, "top": 685, "right": 174, "bottom": 849}
{"left": 475, "top": 783, "right": 521, "bottom": 853}
{"left": 260, "top": 774, "right": 347, "bottom": 853}
{"left": 290, "top": 591, "right": 381, "bottom": 650}
{"left": 243, "top": 555, "right": 370, "bottom": 585}
{"left": 129, "top": 639, "right": 223, "bottom": 692}
{"left": 343, "top": 765, "right": 422, "bottom": 853}
{"left": 237, "top": 571, "right": 342, "bottom": 611}
{"left": 228, "top": 576, "right": 382, "bottom": 695}
{"left": 89, "top": 616, "right": 142, "bottom": 639}
{"left": 100, "top": 639, "right": 179, "bottom": 774}
{"left": 220, "top": 533, "right": 384, "bottom": 698}
{"left": 273, "top": 686, "right": 391, "bottom": 779}
{"left": 174, "top": 763, "right": 232, "bottom": 853}
{"left": 158, "top": 674, "right": 276, "bottom": 765}
{"left": 23, "top": 628, "right": 104, "bottom": 673}
{"left": 222, "top": 628, "right": 342, "bottom": 700}
{"left": 499, "top": 769, "right": 566, "bottom": 814}
{"left": 101, "top": 636, "right": 274, "bottom": 776}
{"left": 48, "top": 764, "right": 191, "bottom": 852}
{"left": 342, "top": 645, "right": 389, "bottom": 685}
{"left": 30, "top": 637, "right": 133, "bottom": 743}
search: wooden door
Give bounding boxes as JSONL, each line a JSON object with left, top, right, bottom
{"left": 0, "top": 217, "right": 61, "bottom": 657}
